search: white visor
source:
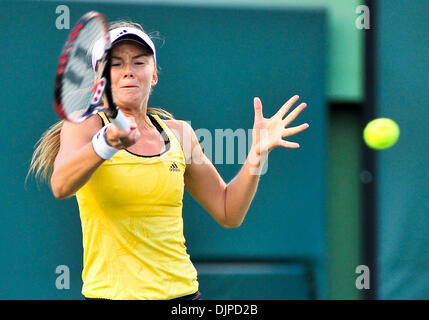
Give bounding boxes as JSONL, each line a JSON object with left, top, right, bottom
{"left": 91, "top": 27, "right": 157, "bottom": 70}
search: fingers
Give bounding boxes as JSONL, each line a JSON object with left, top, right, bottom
{"left": 275, "top": 95, "right": 300, "bottom": 119}
{"left": 282, "top": 123, "right": 309, "bottom": 138}
{"left": 105, "top": 126, "right": 124, "bottom": 148}
{"left": 105, "top": 125, "right": 139, "bottom": 149}
{"left": 277, "top": 140, "right": 300, "bottom": 149}
{"left": 253, "top": 97, "right": 264, "bottom": 123}
{"left": 126, "top": 127, "right": 140, "bottom": 145}
{"left": 283, "top": 102, "right": 307, "bottom": 127}
{"left": 276, "top": 123, "right": 309, "bottom": 149}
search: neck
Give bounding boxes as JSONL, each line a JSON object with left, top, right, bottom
{"left": 119, "top": 101, "right": 154, "bottom": 132}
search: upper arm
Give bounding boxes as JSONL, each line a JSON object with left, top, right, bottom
{"left": 53, "top": 115, "right": 103, "bottom": 171}
{"left": 169, "top": 120, "right": 227, "bottom": 226}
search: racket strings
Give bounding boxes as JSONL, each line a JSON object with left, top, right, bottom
{"left": 61, "top": 19, "right": 106, "bottom": 121}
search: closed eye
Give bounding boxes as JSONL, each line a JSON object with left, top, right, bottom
{"left": 111, "top": 61, "right": 145, "bottom": 67}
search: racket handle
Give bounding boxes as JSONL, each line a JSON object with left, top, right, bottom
{"left": 110, "top": 109, "right": 130, "bottom": 131}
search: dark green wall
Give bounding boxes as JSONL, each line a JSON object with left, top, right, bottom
{"left": 327, "top": 106, "right": 362, "bottom": 300}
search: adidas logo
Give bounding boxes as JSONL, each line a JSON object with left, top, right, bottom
{"left": 169, "top": 162, "right": 180, "bottom": 172}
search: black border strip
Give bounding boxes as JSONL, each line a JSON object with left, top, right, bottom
{"left": 362, "top": 0, "right": 378, "bottom": 300}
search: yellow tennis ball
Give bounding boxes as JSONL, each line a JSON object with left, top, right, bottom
{"left": 363, "top": 118, "right": 400, "bottom": 150}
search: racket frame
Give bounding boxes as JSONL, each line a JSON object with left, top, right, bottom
{"left": 53, "top": 11, "right": 129, "bottom": 130}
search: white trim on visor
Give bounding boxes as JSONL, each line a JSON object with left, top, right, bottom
{"left": 91, "top": 27, "right": 157, "bottom": 71}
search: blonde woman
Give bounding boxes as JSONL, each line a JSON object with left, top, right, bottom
{"left": 29, "top": 20, "right": 309, "bottom": 300}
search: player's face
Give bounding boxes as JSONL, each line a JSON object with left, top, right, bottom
{"left": 110, "top": 41, "right": 157, "bottom": 110}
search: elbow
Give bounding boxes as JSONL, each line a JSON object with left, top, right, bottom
{"left": 221, "top": 216, "right": 244, "bottom": 229}
{"left": 51, "top": 184, "right": 66, "bottom": 200}
{"left": 52, "top": 189, "right": 67, "bottom": 200}
{"left": 50, "top": 175, "right": 68, "bottom": 199}
{"left": 220, "top": 203, "right": 246, "bottom": 228}
{"left": 222, "top": 222, "right": 242, "bottom": 229}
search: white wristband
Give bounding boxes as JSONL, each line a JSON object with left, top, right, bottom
{"left": 92, "top": 125, "right": 119, "bottom": 160}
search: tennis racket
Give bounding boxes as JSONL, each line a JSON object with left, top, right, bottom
{"left": 53, "top": 11, "right": 129, "bottom": 130}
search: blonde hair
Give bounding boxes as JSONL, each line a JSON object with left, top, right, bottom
{"left": 27, "top": 20, "right": 172, "bottom": 185}
{"left": 27, "top": 120, "right": 63, "bottom": 186}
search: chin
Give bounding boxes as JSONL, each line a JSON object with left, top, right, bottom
{"left": 116, "top": 99, "right": 144, "bottom": 110}
{"left": 117, "top": 95, "right": 141, "bottom": 104}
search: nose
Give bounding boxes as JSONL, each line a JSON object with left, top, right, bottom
{"left": 122, "top": 63, "right": 134, "bottom": 79}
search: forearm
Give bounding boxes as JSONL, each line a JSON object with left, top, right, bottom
{"left": 224, "top": 146, "right": 267, "bottom": 227}
{"left": 51, "top": 143, "right": 104, "bottom": 199}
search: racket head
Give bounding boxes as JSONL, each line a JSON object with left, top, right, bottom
{"left": 53, "top": 11, "right": 113, "bottom": 123}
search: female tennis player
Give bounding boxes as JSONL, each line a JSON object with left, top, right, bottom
{"left": 28, "top": 20, "right": 309, "bottom": 300}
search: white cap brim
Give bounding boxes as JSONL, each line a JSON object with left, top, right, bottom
{"left": 91, "top": 27, "right": 157, "bottom": 71}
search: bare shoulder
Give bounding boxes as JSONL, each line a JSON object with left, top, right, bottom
{"left": 164, "top": 118, "right": 192, "bottom": 132}
{"left": 164, "top": 118, "right": 195, "bottom": 145}
{"left": 164, "top": 118, "right": 197, "bottom": 163}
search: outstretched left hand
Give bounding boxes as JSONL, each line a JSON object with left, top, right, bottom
{"left": 252, "top": 95, "right": 309, "bottom": 156}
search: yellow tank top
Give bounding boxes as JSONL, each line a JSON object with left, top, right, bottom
{"left": 75, "top": 113, "right": 198, "bottom": 300}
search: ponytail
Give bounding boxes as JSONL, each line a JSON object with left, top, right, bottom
{"left": 26, "top": 120, "right": 63, "bottom": 186}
